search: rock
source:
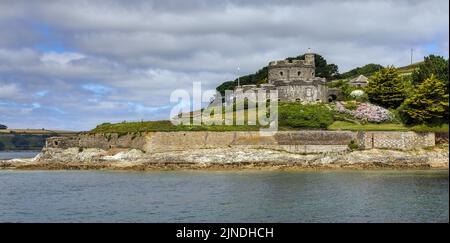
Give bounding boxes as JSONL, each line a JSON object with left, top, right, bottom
{"left": 2, "top": 146, "right": 448, "bottom": 170}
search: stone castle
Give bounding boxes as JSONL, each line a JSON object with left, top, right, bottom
{"left": 234, "top": 50, "right": 329, "bottom": 103}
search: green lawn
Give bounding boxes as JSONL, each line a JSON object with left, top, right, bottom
{"left": 90, "top": 120, "right": 262, "bottom": 133}
{"left": 90, "top": 102, "right": 448, "bottom": 134}
{"left": 91, "top": 120, "right": 449, "bottom": 134}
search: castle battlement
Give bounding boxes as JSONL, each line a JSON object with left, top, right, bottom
{"left": 268, "top": 59, "right": 306, "bottom": 66}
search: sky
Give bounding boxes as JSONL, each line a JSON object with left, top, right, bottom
{"left": 0, "top": 0, "right": 448, "bottom": 131}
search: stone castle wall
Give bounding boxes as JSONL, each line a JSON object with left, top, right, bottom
{"left": 265, "top": 52, "right": 329, "bottom": 102}
{"left": 46, "top": 131, "right": 436, "bottom": 154}
{"left": 277, "top": 83, "right": 328, "bottom": 102}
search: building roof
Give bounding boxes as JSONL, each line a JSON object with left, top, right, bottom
{"left": 350, "top": 75, "right": 369, "bottom": 83}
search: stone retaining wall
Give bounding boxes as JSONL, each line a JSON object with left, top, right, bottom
{"left": 46, "top": 131, "right": 436, "bottom": 154}
{"left": 358, "top": 132, "right": 435, "bottom": 150}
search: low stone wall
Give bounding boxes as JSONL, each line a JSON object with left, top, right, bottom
{"left": 358, "top": 131, "right": 435, "bottom": 150}
{"left": 46, "top": 133, "right": 147, "bottom": 151}
{"left": 45, "top": 130, "right": 436, "bottom": 154}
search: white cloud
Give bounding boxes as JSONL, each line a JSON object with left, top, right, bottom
{"left": 41, "top": 51, "right": 85, "bottom": 65}
{"left": 0, "top": 0, "right": 448, "bottom": 130}
{"left": 0, "top": 82, "right": 21, "bottom": 99}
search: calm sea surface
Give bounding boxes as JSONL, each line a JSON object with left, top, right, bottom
{"left": 0, "top": 153, "right": 448, "bottom": 223}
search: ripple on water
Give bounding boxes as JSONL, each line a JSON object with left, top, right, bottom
{"left": 0, "top": 170, "right": 448, "bottom": 223}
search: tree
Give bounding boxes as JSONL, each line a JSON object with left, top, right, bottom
{"left": 288, "top": 54, "right": 339, "bottom": 80}
{"left": 335, "top": 63, "right": 384, "bottom": 80}
{"left": 399, "top": 75, "right": 449, "bottom": 125}
{"left": 365, "top": 66, "right": 407, "bottom": 109}
{"left": 0, "top": 124, "right": 7, "bottom": 130}
{"left": 11, "top": 135, "right": 30, "bottom": 149}
{"left": 411, "top": 55, "right": 449, "bottom": 88}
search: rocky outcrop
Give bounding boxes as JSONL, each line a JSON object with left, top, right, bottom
{"left": 2, "top": 130, "right": 445, "bottom": 171}
{"left": 2, "top": 146, "right": 448, "bottom": 170}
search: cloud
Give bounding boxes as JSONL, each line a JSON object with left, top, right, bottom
{"left": 41, "top": 51, "right": 85, "bottom": 65}
{"left": 0, "top": 0, "right": 448, "bottom": 130}
{"left": 0, "top": 82, "right": 21, "bottom": 99}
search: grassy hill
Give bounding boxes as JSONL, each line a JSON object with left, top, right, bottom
{"left": 90, "top": 102, "right": 448, "bottom": 134}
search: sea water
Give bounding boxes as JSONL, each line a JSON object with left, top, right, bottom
{"left": 0, "top": 168, "right": 448, "bottom": 222}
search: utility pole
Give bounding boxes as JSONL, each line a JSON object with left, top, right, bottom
{"left": 410, "top": 48, "right": 414, "bottom": 65}
{"left": 237, "top": 66, "right": 240, "bottom": 87}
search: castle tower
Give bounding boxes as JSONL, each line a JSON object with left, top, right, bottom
{"left": 304, "top": 48, "right": 315, "bottom": 67}
{"left": 266, "top": 48, "right": 328, "bottom": 103}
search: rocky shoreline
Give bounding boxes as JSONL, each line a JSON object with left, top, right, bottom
{"left": 1, "top": 146, "right": 448, "bottom": 171}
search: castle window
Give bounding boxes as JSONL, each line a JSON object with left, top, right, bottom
{"left": 280, "top": 71, "right": 283, "bottom": 76}
{"left": 295, "top": 98, "right": 301, "bottom": 102}
{"left": 297, "top": 71, "right": 301, "bottom": 76}
{"left": 312, "top": 72, "right": 315, "bottom": 76}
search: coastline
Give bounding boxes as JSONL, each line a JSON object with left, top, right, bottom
{"left": 2, "top": 146, "right": 448, "bottom": 171}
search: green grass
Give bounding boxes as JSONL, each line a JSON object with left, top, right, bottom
{"left": 90, "top": 120, "right": 262, "bottom": 133}
{"left": 396, "top": 61, "right": 423, "bottom": 75}
{"left": 328, "top": 121, "right": 408, "bottom": 131}
{"left": 91, "top": 103, "right": 334, "bottom": 133}
{"left": 93, "top": 120, "right": 449, "bottom": 133}
{"left": 90, "top": 101, "right": 449, "bottom": 134}
{"left": 328, "top": 121, "right": 449, "bottom": 132}
{"left": 409, "top": 123, "right": 449, "bottom": 133}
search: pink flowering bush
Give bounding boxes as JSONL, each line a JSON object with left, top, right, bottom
{"left": 335, "top": 101, "right": 393, "bottom": 123}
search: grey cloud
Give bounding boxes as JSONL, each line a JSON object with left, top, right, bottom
{"left": 0, "top": 0, "right": 448, "bottom": 130}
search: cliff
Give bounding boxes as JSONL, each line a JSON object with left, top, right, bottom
{"left": 1, "top": 131, "right": 448, "bottom": 170}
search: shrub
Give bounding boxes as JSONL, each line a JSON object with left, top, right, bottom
{"left": 411, "top": 55, "right": 449, "bottom": 88}
{"left": 349, "top": 90, "right": 369, "bottom": 102}
{"left": 335, "top": 102, "right": 393, "bottom": 123}
{"left": 344, "top": 101, "right": 358, "bottom": 110}
{"left": 279, "top": 103, "right": 334, "bottom": 128}
{"left": 365, "top": 66, "right": 408, "bottom": 109}
{"left": 399, "top": 75, "right": 449, "bottom": 125}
